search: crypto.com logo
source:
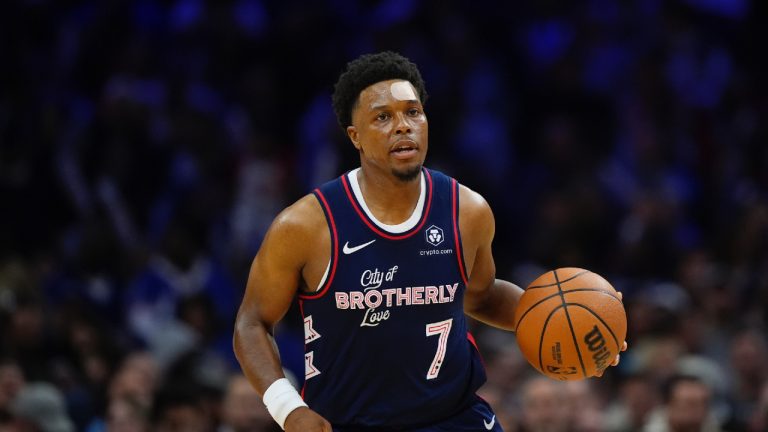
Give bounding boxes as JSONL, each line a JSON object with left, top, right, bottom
{"left": 425, "top": 225, "right": 444, "bottom": 247}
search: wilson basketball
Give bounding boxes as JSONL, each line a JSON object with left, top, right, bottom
{"left": 513, "top": 268, "right": 627, "bottom": 381}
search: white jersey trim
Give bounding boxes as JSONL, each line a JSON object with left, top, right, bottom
{"left": 347, "top": 168, "right": 425, "bottom": 234}
{"left": 315, "top": 259, "right": 330, "bottom": 292}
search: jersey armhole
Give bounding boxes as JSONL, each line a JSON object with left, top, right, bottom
{"left": 299, "top": 189, "right": 338, "bottom": 300}
{"left": 451, "top": 180, "right": 469, "bottom": 285}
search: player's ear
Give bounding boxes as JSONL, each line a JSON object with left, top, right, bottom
{"left": 347, "top": 126, "right": 361, "bottom": 150}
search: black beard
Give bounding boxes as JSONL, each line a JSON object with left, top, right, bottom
{"left": 392, "top": 165, "right": 422, "bottom": 182}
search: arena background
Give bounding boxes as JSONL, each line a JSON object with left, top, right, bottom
{"left": 1, "top": 0, "right": 767, "bottom": 430}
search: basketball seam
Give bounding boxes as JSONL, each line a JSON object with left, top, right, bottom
{"left": 515, "top": 295, "right": 557, "bottom": 332}
{"left": 514, "top": 288, "right": 620, "bottom": 332}
{"left": 555, "top": 269, "right": 588, "bottom": 379}
{"left": 562, "top": 287, "right": 620, "bottom": 298}
{"left": 526, "top": 270, "right": 591, "bottom": 290}
{"left": 562, "top": 302, "right": 623, "bottom": 353}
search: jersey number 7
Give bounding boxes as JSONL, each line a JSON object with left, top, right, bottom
{"left": 425, "top": 318, "right": 453, "bottom": 379}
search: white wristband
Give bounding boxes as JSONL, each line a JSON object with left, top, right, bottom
{"left": 262, "top": 378, "right": 308, "bottom": 430}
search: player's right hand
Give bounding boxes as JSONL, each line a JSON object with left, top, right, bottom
{"left": 284, "top": 407, "right": 332, "bottom": 432}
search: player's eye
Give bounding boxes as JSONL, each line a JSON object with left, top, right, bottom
{"left": 407, "top": 108, "right": 421, "bottom": 116}
{"left": 376, "top": 112, "right": 390, "bottom": 121}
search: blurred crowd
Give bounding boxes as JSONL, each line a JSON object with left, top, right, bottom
{"left": 1, "top": 0, "right": 767, "bottom": 431}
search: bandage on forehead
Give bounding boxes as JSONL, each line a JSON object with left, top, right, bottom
{"left": 390, "top": 81, "right": 417, "bottom": 101}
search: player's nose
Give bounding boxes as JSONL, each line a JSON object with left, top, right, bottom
{"left": 393, "top": 113, "right": 412, "bottom": 135}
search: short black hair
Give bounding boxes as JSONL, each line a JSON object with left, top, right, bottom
{"left": 332, "top": 51, "right": 427, "bottom": 130}
{"left": 661, "top": 374, "right": 709, "bottom": 403}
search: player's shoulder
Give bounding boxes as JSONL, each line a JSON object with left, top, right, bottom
{"left": 254, "top": 193, "right": 328, "bottom": 271}
{"left": 268, "top": 193, "right": 326, "bottom": 241}
{"left": 458, "top": 183, "right": 493, "bottom": 225}
{"left": 427, "top": 167, "right": 490, "bottom": 214}
{"left": 456, "top": 182, "right": 495, "bottom": 247}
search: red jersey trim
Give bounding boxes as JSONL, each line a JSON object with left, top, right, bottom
{"left": 299, "top": 189, "right": 338, "bottom": 300}
{"left": 451, "top": 180, "right": 469, "bottom": 285}
{"left": 341, "top": 168, "right": 434, "bottom": 240}
{"left": 298, "top": 298, "right": 307, "bottom": 399}
{"left": 467, "top": 331, "right": 485, "bottom": 366}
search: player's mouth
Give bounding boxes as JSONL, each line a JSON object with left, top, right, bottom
{"left": 390, "top": 140, "right": 418, "bottom": 160}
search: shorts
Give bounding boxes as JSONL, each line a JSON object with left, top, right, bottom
{"left": 333, "top": 396, "right": 504, "bottom": 432}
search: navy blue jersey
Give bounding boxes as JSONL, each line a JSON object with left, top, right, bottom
{"left": 298, "top": 167, "right": 487, "bottom": 429}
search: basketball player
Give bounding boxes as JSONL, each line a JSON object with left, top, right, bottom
{"left": 233, "top": 51, "right": 624, "bottom": 431}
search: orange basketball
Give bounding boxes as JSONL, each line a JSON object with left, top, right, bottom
{"left": 513, "top": 268, "right": 627, "bottom": 381}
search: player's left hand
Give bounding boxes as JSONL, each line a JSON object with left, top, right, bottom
{"left": 594, "top": 340, "right": 628, "bottom": 378}
{"left": 595, "top": 291, "right": 627, "bottom": 378}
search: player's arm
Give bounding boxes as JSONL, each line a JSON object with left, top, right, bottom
{"left": 459, "top": 185, "right": 523, "bottom": 331}
{"left": 459, "top": 185, "right": 628, "bottom": 368}
{"left": 233, "top": 195, "right": 331, "bottom": 432}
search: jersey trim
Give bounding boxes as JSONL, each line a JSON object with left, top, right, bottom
{"left": 341, "top": 168, "right": 434, "bottom": 240}
{"left": 467, "top": 331, "right": 485, "bottom": 366}
{"left": 347, "top": 168, "right": 426, "bottom": 233}
{"left": 300, "top": 189, "right": 338, "bottom": 300}
{"left": 451, "top": 180, "right": 469, "bottom": 285}
{"left": 298, "top": 298, "right": 307, "bottom": 399}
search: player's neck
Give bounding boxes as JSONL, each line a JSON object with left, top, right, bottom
{"left": 356, "top": 166, "right": 422, "bottom": 225}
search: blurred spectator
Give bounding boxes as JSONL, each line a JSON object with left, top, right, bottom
{"left": 9, "top": 382, "right": 75, "bottom": 432}
{"left": 84, "top": 352, "right": 157, "bottom": 432}
{"left": 41, "top": 217, "right": 128, "bottom": 324}
{"left": 565, "top": 380, "right": 605, "bottom": 432}
{"left": 53, "top": 311, "right": 124, "bottom": 429}
{"left": 604, "top": 373, "right": 661, "bottom": 432}
{"left": 643, "top": 374, "right": 721, "bottom": 432}
{"left": 747, "top": 381, "right": 768, "bottom": 432}
{"left": 151, "top": 383, "right": 213, "bottom": 432}
{"left": 176, "top": 293, "right": 238, "bottom": 369}
{"left": 517, "top": 376, "right": 571, "bottom": 432}
{"left": 219, "top": 374, "right": 278, "bottom": 432}
{"left": 104, "top": 397, "right": 149, "bottom": 432}
{"left": 108, "top": 351, "right": 158, "bottom": 411}
{"left": 85, "top": 396, "right": 149, "bottom": 432}
{"left": 0, "top": 260, "right": 36, "bottom": 321}
{"left": 124, "top": 215, "right": 236, "bottom": 369}
{"left": 0, "top": 293, "right": 60, "bottom": 382}
{"left": 478, "top": 338, "right": 529, "bottom": 430}
{"left": 727, "top": 327, "right": 768, "bottom": 428}
{"left": 0, "top": 358, "right": 25, "bottom": 419}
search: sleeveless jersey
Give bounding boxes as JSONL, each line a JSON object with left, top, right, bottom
{"left": 298, "top": 167, "right": 487, "bottom": 429}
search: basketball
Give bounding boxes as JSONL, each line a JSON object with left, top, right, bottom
{"left": 513, "top": 268, "right": 627, "bottom": 381}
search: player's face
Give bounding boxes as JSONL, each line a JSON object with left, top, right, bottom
{"left": 347, "top": 79, "right": 428, "bottom": 182}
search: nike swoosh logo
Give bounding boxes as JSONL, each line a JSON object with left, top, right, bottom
{"left": 342, "top": 239, "right": 376, "bottom": 254}
{"left": 484, "top": 415, "right": 496, "bottom": 430}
